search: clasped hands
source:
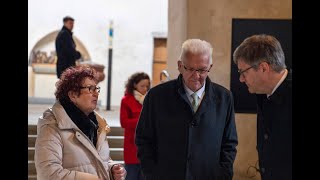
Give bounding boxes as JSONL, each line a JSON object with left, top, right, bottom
{"left": 111, "top": 164, "right": 126, "bottom": 180}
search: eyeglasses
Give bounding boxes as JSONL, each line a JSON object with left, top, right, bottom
{"left": 238, "top": 65, "right": 256, "bottom": 77}
{"left": 80, "top": 85, "right": 101, "bottom": 93}
{"left": 238, "top": 65, "right": 255, "bottom": 75}
{"left": 183, "top": 65, "right": 211, "bottom": 75}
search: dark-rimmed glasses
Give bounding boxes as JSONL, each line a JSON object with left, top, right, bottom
{"left": 183, "top": 65, "right": 211, "bottom": 75}
{"left": 237, "top": 62, "right": 261, "bottom": 78}
{"left": 238, "top": 65, "right": 256, "bottom": 75}
{"left": 80, "top": 85, "right": 101, "bottom": 93}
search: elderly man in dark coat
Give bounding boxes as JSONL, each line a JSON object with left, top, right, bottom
{"left": 135, "top": 39, "right": 238, "bottom": 180}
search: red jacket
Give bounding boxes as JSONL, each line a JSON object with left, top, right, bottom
{"left": 120, "top": 93, "right": 142, "bottom": 164}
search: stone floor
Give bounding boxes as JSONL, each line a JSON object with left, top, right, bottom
{"left": 28, "top": 103, "right": 121, "bottom": 127}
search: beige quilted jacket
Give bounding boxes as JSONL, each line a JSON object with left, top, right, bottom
{"left": 34, "top": 101, "right": 115, "bottom": 180}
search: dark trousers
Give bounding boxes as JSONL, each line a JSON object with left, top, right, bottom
{"left": 125, "top": 164, "right": 144, "bottom": 180}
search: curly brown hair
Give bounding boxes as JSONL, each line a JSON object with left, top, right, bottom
{"left": 125, "top": 72, "right": 150, "bottom": 95}
{"left": 55, "top": 65, "right": 98, "bottom": 101}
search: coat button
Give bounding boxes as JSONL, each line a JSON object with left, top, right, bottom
{"left": 260, "top": 167, "right": 265, "bottom": 174}
{"left": 187, "top": 154, "right": 191, "bottom": 161}
{"left": 264, "top": 133, "right": 268, "bottom": 140}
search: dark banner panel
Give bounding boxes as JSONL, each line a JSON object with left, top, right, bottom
{"left": 231, "top": 19, "right": 292, "bottom": 113}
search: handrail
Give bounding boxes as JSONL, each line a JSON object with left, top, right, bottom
{"left": 160, "top": 70, "right": 170, "bottom": 83}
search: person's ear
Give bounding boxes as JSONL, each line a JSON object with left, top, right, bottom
{"left": 68, "top": 91, "right": 78, "bottom": 104}
{"left": 178, "top": 60, "right": 183, "bottom": 73}
{"left": 209, "top": 64, "right": 213, "bottom": 72}
{"left": 260, "top": 62, "right": 270, "bottom": 73}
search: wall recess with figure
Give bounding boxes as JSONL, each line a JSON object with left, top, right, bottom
{"left": 28, "top": 30, "right": 105, "bottom": 99}
{"left": 28, "top": 30, "right": 91, "bottom": 74}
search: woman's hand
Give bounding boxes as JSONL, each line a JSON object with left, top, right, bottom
{"left": 111, "top": 164, "right": 126, "bottom": 180}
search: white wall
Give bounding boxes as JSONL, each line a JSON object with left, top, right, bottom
{"left": 28, "top": 0, "right": 168, "bottom": 106}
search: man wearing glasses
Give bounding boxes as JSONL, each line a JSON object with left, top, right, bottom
{"left": 135, "top": 39, "right": 238, "bottom": 180}
{"left": 233, "top": 34, "right": 292, "bottom": 180}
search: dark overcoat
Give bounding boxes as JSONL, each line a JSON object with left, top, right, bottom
{"left": 135, "top": 75, "right": 238, "bottom": 180}
{"left": 55, "top": 26, "right": 81, "bottom": 78}
{"left": 256, "top": 70, "right": 292, "bottom": 180}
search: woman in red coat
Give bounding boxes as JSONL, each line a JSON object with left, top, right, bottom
{"left": 120, "top": 72, "right": 150, "bottom": 180}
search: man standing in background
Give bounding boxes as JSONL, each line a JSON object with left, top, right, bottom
{"left": 56, "top": 16, "right": 81, "bottom": 78}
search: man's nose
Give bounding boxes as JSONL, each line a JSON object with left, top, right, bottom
{"left": 192, "top": 70, "right": 200, "bottom": 78}
{"left": 239, "top": 74, "right": 245, "bottom": 82}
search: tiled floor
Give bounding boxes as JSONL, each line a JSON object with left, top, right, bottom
{"left": 28, "top": 103, "right": 121, "bottom": 127}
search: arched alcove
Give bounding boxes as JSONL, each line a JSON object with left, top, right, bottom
{"left": 28, "top": 30, "right": 105, "bottom": 98}
{"left": 28, "top": 30, "right": 91, "bottom": 74}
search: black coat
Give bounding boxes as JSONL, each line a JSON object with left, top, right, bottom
{"left": 256, "top": 70, "right": 292, "bottom": 180}
{"left": 55, "top": 26, "right": 81, "bottom": 78}
{"left": 135, "top": 75, "right": 238, "bottom": 180}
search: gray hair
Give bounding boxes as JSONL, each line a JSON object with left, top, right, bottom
{"left": 233, "top": 34, "right": 286, "bottom": 72}
{"left": 179, "top": 39, "right": 213, "bottom": 64}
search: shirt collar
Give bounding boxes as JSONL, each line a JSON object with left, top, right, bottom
{"left": 183, "top": 81, "right": 206, "bottom": 99}
{"left": 267, "top": 69, "right": 288, "bottom": 98}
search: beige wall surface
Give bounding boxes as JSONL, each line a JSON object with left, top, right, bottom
{"left": 167, "top": 0, "right": 187, "bottom": 79}
{"left": 168, "top": 0, "right": 291, "bottom": 179}
{"left": 169, "top": 0, "right": 291, "bottom": 87}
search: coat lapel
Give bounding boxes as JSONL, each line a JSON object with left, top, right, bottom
{"left": 74, "top": 130, "right": 109, "bottom": 178}
{"left": 176, "top": 75, "right": 194, "bottom": 113}
{"left": 74, "top": 131, "right": 101, "bottom": 158}
{"left": 194, "top": 77, "right": 217, "bottom": 120}
{"left": 95, "top": 112, "right": 111, "bottom": 151}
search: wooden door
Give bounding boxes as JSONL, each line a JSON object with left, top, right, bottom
{"left": 152, "top": 38, "right": 167, "bottom": 87}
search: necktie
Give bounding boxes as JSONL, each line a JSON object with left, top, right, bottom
{"left": 191, "top": 93, "right": 199, "bottom": 112}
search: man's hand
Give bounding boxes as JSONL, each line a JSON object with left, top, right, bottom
{"left": 111, "top": 164, "right": 126, "bottom": 180}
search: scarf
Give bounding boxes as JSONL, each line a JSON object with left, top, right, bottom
{"left": 60, "top": 98, "right": 98, "bottom": 147}
{"left": 133, "top": 90, "right": 145, "bottom": 105}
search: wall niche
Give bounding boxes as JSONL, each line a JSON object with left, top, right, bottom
{"left": 29, "top": 30, "right": 91, "bottom": 74}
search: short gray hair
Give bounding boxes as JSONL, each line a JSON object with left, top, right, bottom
{"left": 233, "top": 34, "right": 286, "bottom": 72}
{"left": 179, "top": 39, "right": 213, "bottom": 64}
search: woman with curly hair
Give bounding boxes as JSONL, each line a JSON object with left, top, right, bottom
{"left": 120, "top": 72, "right": 150, "bottom": 180}
{"left": 34, "top": 65, "right": 126, "bottom": 180}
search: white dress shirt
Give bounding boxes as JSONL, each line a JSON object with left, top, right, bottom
{"left": 267, "top": 69, "right": 288, "bottom": 98}
{"left": 183, "top": 81, "right": 206, "bottom": 106}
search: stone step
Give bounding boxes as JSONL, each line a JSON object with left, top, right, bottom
{"left": 28, "top": 147, "right": 124, "bottom": 161}
{"left": 109, "top": 148, "right": 124, "bottom": 160}
{"left": 28, "top": 125, "right": 124, "bottom": 136}
{"left": 28, "top": 147, "right": 35, "bottom": 161}
{"left": 28, "top": 175, "right": 37, "bottom": 180}
{"left": 28, "top": 125, "right": 37, "bottom": 135}
{"left": 107, "top": 136, "right": 124, "bottom": 148}
{"left": 29, "top": 135, "right": 124, "bottom": 148}
{"left": 28, "top": 161, "right": 36, "bottom": 175}
{"left": 28, "top": 135, "right": 37, "bottom": 147}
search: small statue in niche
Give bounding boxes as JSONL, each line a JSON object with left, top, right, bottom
{"left": 47, "top": 51, "right": 57, "bottom": 64}
{"left": 33, "top": 50, "right": 48, "bottom": 64}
